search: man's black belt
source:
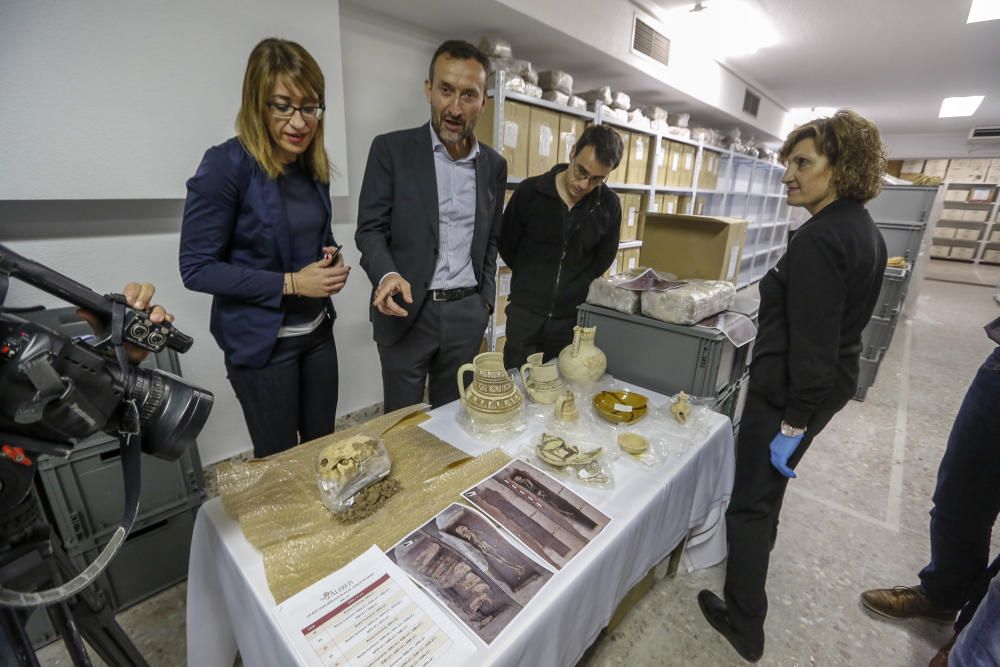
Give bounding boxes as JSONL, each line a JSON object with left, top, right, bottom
{"left": 428, "top": 286, "right": 478, "bottom": 302}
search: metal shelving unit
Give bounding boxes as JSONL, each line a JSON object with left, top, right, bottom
{"left": 929, "top": 182, "right": 1000, "bottom": 265}
{"left": 479, "top": 73, "right": 792, "bottom": 350}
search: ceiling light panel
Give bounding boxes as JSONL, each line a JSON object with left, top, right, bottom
{"left": 939, "top": 96, "right": 985, "bottom": 118}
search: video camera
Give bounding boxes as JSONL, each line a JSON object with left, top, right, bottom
{"left": 0, "top": 243, "right": 213, "bottom": 610}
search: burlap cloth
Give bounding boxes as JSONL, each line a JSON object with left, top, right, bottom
{"left": 216, "top": 404, "right": 511, "bottom": 602}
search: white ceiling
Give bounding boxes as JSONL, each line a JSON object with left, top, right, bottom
{"left": 703, "top": 0, "right": 1000, "bottom": 136}
{"left": 347, "top": 0, "right": 1000, "bottom": 141}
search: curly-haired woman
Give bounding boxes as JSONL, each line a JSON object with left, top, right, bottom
{"left": 698, "top": 110, "right": 888, "bottom": 662}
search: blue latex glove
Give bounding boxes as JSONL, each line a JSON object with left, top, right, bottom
{"left": 769, "top": 431, "right": 804, "bottom": 478}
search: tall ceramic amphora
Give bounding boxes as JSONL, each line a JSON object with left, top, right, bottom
{"left": 558, "top": 325, "right": 607, "bottom": 383}
{"left": 457, "top": 352, "right": 523, "bottom": 424}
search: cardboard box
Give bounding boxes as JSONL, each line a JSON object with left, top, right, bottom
{"left": 934, "top": 226, "right": 957, "bottom": 239}
{"left": 693, "top": 196, "right": 706, "bottom": 216}
{"left": 947, "top": 158, "right": 991, "bottom": 183}
{"left": 503, "top": 187, "right": 515, "bottom": 209}
{"left": 954, "top": 228, "right": 982, "bottom": 241}
{"left": 494, "top": 335, "right": 507, "bottom": 354}
{"left": 607, "top": 571, "right": 654, "bottom": 632}
{"left": 660, "top": 194, "right": 680, "bottom": 215}
{"left": 654, "top": 139, "right": 669, "bottom": 187}
{"left": 476, "top": 99, "right": 530, "bottom": 178}
{"left": 923, "top": 159, "right": 949, "bottom": 179}
{"left": 497, "top": 266, "right": 512, "bottom": 296}
{"left": 991, "top": 230, "right": 1000, "bottom": 243}
{"left": 983, "top": 248, "right": 1000, "bottom": 264}
{"left": 604, "top": 129, "right": 630, "bottom": 185}
{"left": 528, "top": 107, "right": 560, "bottom": 177}
{"left": 639, "top": 213, "right": 748, "bottom": 283}
{"left": 899, "top": 159, "right": 925, "bottom": 181}
{"left": 678, "top": 194, "right": 693, "bottom": 215}
{"left": 495, "top": 294, "right": 509, "bottom": 325}
{"left": 621, "top": 248, "right": 641, "bottom": 273}
{"left": 941, "top": 207, "right": 964, "bottom": 221}
{"left": 985, "top": 160, "right": 1000, "bottom": 185}
{"left": 680, "top": 145, "right": 696, "bottom": 188}
{"left": 963, "top": 208, "right": 989, "bottom": 222}
{"left": 944, "top": 189, "right": 969, "bottom": 202}
{"left": 625, "top": 133, "right": 651, "bottom": 184}
{"left": 950, "top": 246, "right": 976, "bottom": 260}
{"left": 666, "top": 141, "right": 684, "bottom": 187}
{"left": 619, "top": 192, "right": 640, "bottom": 242}
{"left": 930, "top": 244, "right": 952, "bottom": 258}
{"left": 557, "top": 114, "right": 585, "bottom": 164}
{"left": 699, "top": 150, "right": 721, "bottom": 190}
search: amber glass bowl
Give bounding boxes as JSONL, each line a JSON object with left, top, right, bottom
{"left": 592, "top": 390, "right": 649, "bottom": 424}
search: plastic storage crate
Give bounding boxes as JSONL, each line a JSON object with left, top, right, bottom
{"left": 712, "top": 373, "right": 749, "bottom": 428}
{"left": 36, "top": 436, "right": 205, "bottom": 550}
{"left": 66, "top": 504, "right": 199, "bottom": 611}
{"left": 875, "top": 221, "right": 927, "bottom": 263}
{"left": 861, "top": 314, "right": 899, "bottom": 362}
{"left": 865, "top": 185, "right": 937, "bottom": 224}
{"left": 874, "top": 265, "right": 912, "bottom": 319}
{"left": 578, "top": 304, "right": 752, "bottom": 399}
{"left": 854, "top": 356, "right": 881, "bottom": 401}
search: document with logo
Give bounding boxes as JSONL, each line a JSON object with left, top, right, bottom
{"left": 274, "top": 545, "right": 477, "bottom": 667}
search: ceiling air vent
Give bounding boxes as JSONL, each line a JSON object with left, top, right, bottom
{"left": 633, "top": 18, "right": 670, "bottom": 67}
{"left": 743, "top": 89, "right": 761, "bottom": 117}
{"left": 968, "top": 126, "right": 1000, "bottom": 144}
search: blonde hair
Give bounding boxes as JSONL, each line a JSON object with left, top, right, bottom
{"left": 780, "top": 109, "right": 886, "bottom": 203}
{"left": 235, "top": 38, "right": 330, "bottom": 182}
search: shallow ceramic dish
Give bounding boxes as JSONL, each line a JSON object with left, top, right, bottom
{"left": 592, "top": 390, "right": 649, "bottom": 424}
{"left": 617, "top": 432, "right": 649, "bottom": 455}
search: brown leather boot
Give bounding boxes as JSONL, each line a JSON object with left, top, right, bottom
{"left": 928, "top": 634, "right": 957, "bottom": 667}
{"left": 860, "top": 586, "right": 957, "bottom": 623}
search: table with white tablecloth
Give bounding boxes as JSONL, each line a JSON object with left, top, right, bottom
{"left": 186, "top": 388, "right": 735, "bottom": 667}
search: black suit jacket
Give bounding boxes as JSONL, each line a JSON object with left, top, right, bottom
{"left": 355, "top": 124, "right": 508, "bottom": 346}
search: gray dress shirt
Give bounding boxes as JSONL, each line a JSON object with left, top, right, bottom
{"left": 428, "top": 123, "right": 479, "bottom": 290}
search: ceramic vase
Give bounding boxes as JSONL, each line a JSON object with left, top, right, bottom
{"left": 457, "top": 352, "right": 523, "bottom": 424}
{"left": 519, "top": 352, "right": 564, "bottom": 404}
{"left": 558, "top": 325, "right": 607, "bottom": 383}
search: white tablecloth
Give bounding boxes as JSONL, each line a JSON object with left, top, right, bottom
{"left": 187, "top": 392, "right": 735, "bottom": 667}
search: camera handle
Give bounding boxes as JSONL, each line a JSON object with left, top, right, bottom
{"left": 0, "top": 298, "right": 142, "bottom": 608}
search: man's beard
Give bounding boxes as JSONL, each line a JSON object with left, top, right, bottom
{"left": 433, "top": 110, "right": 472, "bottom": 145}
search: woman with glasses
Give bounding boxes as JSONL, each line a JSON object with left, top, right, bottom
{"left": 179, "top": 38, "right": 349, "bottom": 458}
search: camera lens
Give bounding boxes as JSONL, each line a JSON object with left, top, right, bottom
{"left": 120, "top": 367, "right": 214, "bottom": 460}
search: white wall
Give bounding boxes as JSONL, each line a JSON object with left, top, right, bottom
{"left": 884, "top": 132, "right": 1000, "bottom": 160}
{"left": 0, "top": 0, "right": 349, "bottom": 199}
{"left": 2, "top": 4, "right": 444, "bottom": 465}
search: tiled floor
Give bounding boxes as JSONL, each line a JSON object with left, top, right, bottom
{"left": 35, "top": 273, "right": 1000, "bottom": 666}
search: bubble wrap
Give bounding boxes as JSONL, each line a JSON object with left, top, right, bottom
{"left": 579, "top": 86, "right": 612, "bottom": 106}
{"left": 478, "top": 36, "right": 512, "bottom": 58}
{"left": 610, "top": 91, "right": 631, "bottom": 110}
{"left": 538, "top": 70, "right": 573, "bottom": 96}
{"left": 640, "top": 280, "right": 736, "bottom": 325}
{"left": 541, "top": 90, "right": 570, "bottom": 105}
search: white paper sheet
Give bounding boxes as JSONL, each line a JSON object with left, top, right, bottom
{"left": 273, "top": 545, "right": 477, "bottom": 667}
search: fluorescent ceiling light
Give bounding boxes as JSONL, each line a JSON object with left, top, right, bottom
{"left": 967, "top": 0, "right": 1000, "bottom": 23}
{"left": 939, "top": 96, "right": 985, "bottom": 117}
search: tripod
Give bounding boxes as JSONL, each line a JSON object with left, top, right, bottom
{"left": 0, "top": 490, "right": 148, "bottom": 667}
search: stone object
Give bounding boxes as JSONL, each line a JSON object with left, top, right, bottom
{"left": 558, "top": 326, "right": 607, "bottom": 384}
{"left": 457, "top": 352, "right": 524, "bottom": 424}
{"left": 586, "top": 275, "right": 641, "bottom": 314}
{"left": 538, "top": 70, "right": 573, "bottom": 96}
{"left": 641, "top": 280, "right": 736, "bottom": 326}
{"left": 519, "top": 352, "right": 563, "bottom": 404}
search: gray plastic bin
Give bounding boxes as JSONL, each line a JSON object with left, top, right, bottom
{"left": 865, "top": 185, "right": 938, "bottom": 224}
{"left": 875, "top": 221, "right": 927, "bottom": 263}
{"left": 861, "top": 314, "right": 898, "bottom": 362}
{"left": 874, "top": 265, "right": 912, "bottom": 319}
{"left": 853, "top": 356, "right": 881, "bottom": 401}
{"left": 577, "top": 303, "right": 752, "bottom": 399}
{"left": 713, "top": 373, "right": 749, "bottom": 428}
{"left": 36, "top": 436, "right": 205, "bottom": 550}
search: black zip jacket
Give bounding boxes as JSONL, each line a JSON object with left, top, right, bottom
{"left": 749, "top": 197, "right": 887, "bottom": 427}
{"left": 499, "top": 164, "right": 622, "bottom": 318}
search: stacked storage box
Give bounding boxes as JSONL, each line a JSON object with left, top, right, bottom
{"left": 21, "top": 308, "right": 207, "bottom": 648}
{"left": 577, "top": 289, "right": 759, "bottom": 431}
{"left": 854, "top": 185, "right": 938, "bottom": 400}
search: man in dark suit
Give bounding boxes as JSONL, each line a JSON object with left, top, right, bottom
{"left": 356, "top": 40, "right": 507, "bottom": 411}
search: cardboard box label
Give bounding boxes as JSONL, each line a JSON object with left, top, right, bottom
{"left": 666, "top": 201, "right": 675, "bottom": 213}
{"left": 561, "top": 132, "right": 576, "bottom": 162}
{"left": 726, "top": 246, "right": 740, "bottom": 281}
{"left": 628, "top": 207, "right": 637, "bottom": 227}
{"left": 635, "top": 137, "right": 645, "bottom": 161}
{"left": 627, "top": 256, "right": 637, "bottom": 270}
{"left": 503, "top": 121, "right": 519, "bottom": 148}
{"left": 539, "top": 125, "right": 554, "bottom": 157}
{"left": 672, "top": 153, "right": 680, "bottom": 171}
{"left": 684, "top": 153, "right": 693, "bottom": 170}
{"left": 656, "top": 145, "right": 665, "bottom": 166}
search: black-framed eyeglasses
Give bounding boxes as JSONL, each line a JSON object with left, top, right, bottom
{"left": 266, "top": 100, "right": 325, "bottom": 121}
{"left": 569, "top": 159, "right": 610, "bottom": 186}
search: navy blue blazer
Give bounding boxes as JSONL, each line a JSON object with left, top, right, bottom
{"left": 179, "top": 137, "right": 337, "bottom": 368}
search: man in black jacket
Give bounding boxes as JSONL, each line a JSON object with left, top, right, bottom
{"left": 498, "top": 124, "right": 623, "bottom": 370}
